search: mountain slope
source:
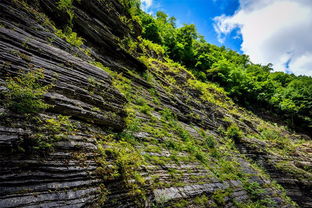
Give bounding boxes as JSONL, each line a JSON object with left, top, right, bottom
{"left": 0, "top": 0, "right": 311, "bottom": 207}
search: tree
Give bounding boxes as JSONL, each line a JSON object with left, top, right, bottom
{"left": 140, "top": 13, "right": 163, "bottom": 44}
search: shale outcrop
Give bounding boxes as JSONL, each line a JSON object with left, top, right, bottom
{"left": 0, "top": 0, "right": 311, "bottom": 208}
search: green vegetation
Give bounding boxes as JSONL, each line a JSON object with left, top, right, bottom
{"left": 226, "top": 123, "right": 243, "bottom": 141}
{"left": 188, "top": 79, "right": 231, "bottom": 108}
{"left": 55, "top": 0, "right": 87, "bottom": 50}
{"left": 3, "top": 68, "right": 76, "bottom": 152}
{"left": 32, "top": 115, "right": 75, "bottom": 151}
{"left": 239, "top": 181, "right": 276, "bottom": 207}
{"left": 8, "top": 1, "right": 309, "bottom": 207}
{"left": 243, "top": 182, "right": 265, "bottom": 200}
{"left": 170, "top": 199, "right": 190, "bottom": 208}
{"left": 140, "top": 38, "right": 165, "bottom": 57}
{"left": 126, "top": 3, "right": 311, "bottom": 133}
{"left": 211, "top": 188, "right": 232, "bottom": 206}
{"left": 96, "top": 120, "right": 147, "bottom": 204}
{"left": 55, "top": 28, "right": 84, "bottom": 47}
{"left": 57, "top": 0, "right": 76, "bottom": 25}
{"left": 4, "top": 68, "right": 52, "bottom": 114}
{"left": 193, "top": 195, "right": 210, "bottom": 207}
{"left": 118, "top": 0, "right": 141, "bottom": 16}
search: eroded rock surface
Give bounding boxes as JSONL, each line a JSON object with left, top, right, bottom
{"left": 0, "top": 0, "right": 311, "bottom": 208}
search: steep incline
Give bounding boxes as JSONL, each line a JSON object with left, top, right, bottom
{"left": 0, "top": 1, "right": 311, "bottom": 208}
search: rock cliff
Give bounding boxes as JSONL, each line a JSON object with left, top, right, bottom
{"left": 0, "top": 0, "right": 311, "bottom": 207}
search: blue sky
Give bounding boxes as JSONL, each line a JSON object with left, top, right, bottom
{"left": 142, "top": 0, "right": 312, "bottom": 76}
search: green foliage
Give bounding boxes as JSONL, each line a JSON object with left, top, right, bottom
{"left": 134, "top": 8, "right": 312, "bottom": 133}
{"left": 211, "top": 189, "right": 232, "bottom": 206}
{"left": 140, "top": 38, "right": 165, "bottom": 56}
{"left": 112, "top": 73, "right": 133, "bottom": 100}
{"left": 120, "top": 36, "right": 139, "bottom": 55}
{"left": 175, "top": 124, "right": 192, "bottom": 142}
{"left": 91, "top": 61, "right": 134, "bottom": 100}
{"left": 57, "top": 0, "right": 73, "bottom": 11}
{"left": 143, "top": 22, "right": 163, "bottom": 45}
{"left": 216, "top": 158, "right": 243, "bottom": 181}
{"left": 33, "top": 115, "right": 75, "bottom": 151}
{"left": 241, "top": 181, "right": 277, "bottom": 207}
{"left": 109, "top": 142, "right": 144, "bottom": 180}
{"left": 259, "top": 128, "right": 281, "bottom": 141}
{"left": 172, "top": 24, "right": 198, "bottom": 65}
{"left": 55, "top": 27, "right": 84, "bottom": 47}
{"left": 271, "top": 76, "right": 312, "bottom": 115}
{"left": 188, "top": 79, "right": 231, "bottom": 108}
{"left": 97, "top": 184, "right": 109, "bottom": 206}
{"left": 160, "top": 108, "right": 176, "bottom": 121}
{"left": 90, "top": 61, "right": 112, "bottom": 74}
{"left": 205, "top": 135, "right": 216, "bottom": 148}
{"left": 133, "top": 97, "right": 154, "bottom": 116}
{"left": 97, "top": 140, "right": 146, "bottom": 197}
{"left": 140, "top": 13, "right": 163, "bottom": 44}
{"left": 57, "top": 0, "right": 78, "bottom": 25}
{"left": 226, "top": 123, "right": 243, "bottom": 140}
{"left": 3, "top": 69, "right": 75, "bottom": 152}
{"left": 243, "top": 182, "right": 265, "bottom": 200}
{"left": 171, "top": 199, "right": 190, "bottom": 208}
{"left": 193, "top": 195, "right": 209, "bottom": 207}
{"left": 4, "top": 68, "right": 52, "bottom": 114}
{"left": 118, "top": 0, "right": 141, "bottom": 17}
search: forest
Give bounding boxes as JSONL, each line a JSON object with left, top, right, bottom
{"left": 121, "top": 0, "right": 312, "bottom": 134}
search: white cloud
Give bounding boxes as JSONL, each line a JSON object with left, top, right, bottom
{"left": 214, "top": 0, "right": 312, "bottom": 76}
{"left": 289, "top": 52, "right": 312, "bottom": 75}
{"left": 141, "top": 0, "right": 153, "bottom": 12}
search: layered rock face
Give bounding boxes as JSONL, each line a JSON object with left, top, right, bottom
{"left": 0, "top": 0, "right": 129, "bottom": 207}
{"left": 0, "top": 0, "right": 311, "bottom": 208}
{"left": 236, "top": 137, "right": 312, "bottom": 207}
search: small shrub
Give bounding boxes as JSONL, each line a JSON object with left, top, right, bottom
{"left": 188, "top": 79, "right": 230, "bottom": 108}
{"left": 210, "top": 148, "right": 221, "bottom": 158}
{"left": 194, "top": 195, "right": 209, "bottom": 206}
{"left": 135, "top": 96, "right": 147, "bottom": 105}
{"left": 259, "top": 128, "right": 281, "bottom": 141}
{"left": 243, "top": 182, "right": 265, "bottom": 200}
{"left": 32, "top": 115, "right": 74, "bottom": 151}
{"left": 112, "top": 73, "right": 133, "bottom": 100}
{"left": 164, "top": 139, "right": 179, "bottom": 150}
{"left": 140, "top": 38, "right": 165, "bottom": 56}
{"left": 98, "top": 141, "right": 146, "bottom": 197}
{"left": 144, "top": 72, "right": 156, "bottom": 85}
{"left": 160, "top": 108, "right": 175, "bottom": 121}
{"left": 195, "top": 151, "right": 206, "bottom": 163}
{"left": 172, "top": 199, "right": 189, "bottom": 208}
{"left": 97, "top": 184, "right": 109, "bottom": 206}
{"left": 4, "top": 68, "right": 52, "bottom": 114}
{"left": 205, "top": 135, "right": 216, "bottom": 148}
{"left": 55, "top": 28, "right": 84, "bottom": 47}
{"left": 218, "top": 159, "right": 243, "bottom": 181}
{"left": 212, "top": 189, "right": 232, "bottom": 206}
{"left": 57, "top": 0, "right": 75, "bottom": 24}
{"left": 120, "top": 37, "right": 138, "bottom": 55}
{"left": 139, "top": 103, "right": 152, "bottom": 114}
{"left": 175, "top": 125, "right": 191, "bottom": 142}
{"left": 242, "top": 181, "right": 276, "bottom": 207}
{"left": 57, "top": 0, "right": 73, "bottom": 11}
{"left": 226, "top": 123, "right": 242, "bottom": 140}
